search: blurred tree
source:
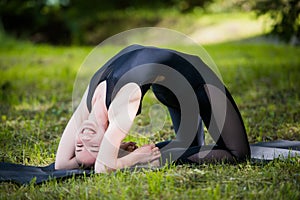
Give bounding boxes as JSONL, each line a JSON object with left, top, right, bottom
{"left": 171, "top": 0, "right": 213, "bottom": 12}
{"left": 0, "top": 0, "right": 213, "bottom": 45}
{"left": 0, "top": 0, "right": 71, "bottom": 44}
{"left": 242, "top": 0, "right": 300, "bottom": 44}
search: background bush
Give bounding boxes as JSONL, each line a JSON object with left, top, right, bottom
{"left": 241, "top": 0, "right": 300, "bottom": 44}
{"left": 1, "top": 0, "right": 299, "bottom": 45}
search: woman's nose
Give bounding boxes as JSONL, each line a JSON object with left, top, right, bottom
{"left": 80, "top": 133, "right": 93, "bottom": 141}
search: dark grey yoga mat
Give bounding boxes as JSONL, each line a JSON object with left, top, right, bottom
{"left": 0, "top": 162, "right": 92, "bottom": 185}
{"left": 1, "top": 140, "right": 299, "bottom": 185}
{"left": 249, "top": 140, "right": 300, "bottom": 161}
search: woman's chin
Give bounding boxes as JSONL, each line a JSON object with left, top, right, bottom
{"left": 75, "top": 151, "right": 97, "bottom": 167}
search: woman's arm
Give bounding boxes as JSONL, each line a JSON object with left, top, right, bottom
{"left": 55, "top": 87, "right": 90, "bottom": 170}
{"left": 95, "top": 83, "right": 155, "bottom": 173}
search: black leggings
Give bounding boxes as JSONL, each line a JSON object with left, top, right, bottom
{"left": 153, "top": 84, "right": 250, "bottom": 164}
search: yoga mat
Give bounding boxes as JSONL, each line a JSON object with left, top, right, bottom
{"left": 250, "top": 140, "right": 300, "bottom": 161}
{"left": 251, "top": 140, "right": 300, "bottom": 150}
{"left": 1, "top": 140, "right": 299, "bottom": 185}
{"left": 0, "top": 162, "right": 92, "bottom": 185}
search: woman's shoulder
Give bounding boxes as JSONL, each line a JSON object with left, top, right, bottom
{"left": 91, "top": 80, "right": 107, "bottom": 108}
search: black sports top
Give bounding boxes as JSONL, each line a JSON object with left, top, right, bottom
{"left": 86, "top": 44, "right": 222, "bottom": 114}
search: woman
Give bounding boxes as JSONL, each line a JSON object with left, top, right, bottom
{"left": 55, "top": 44, "right": 250, "bottom": 173}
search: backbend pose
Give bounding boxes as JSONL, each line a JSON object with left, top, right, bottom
{"left": 55, "top": 45, "right": 250, "bottom": 173}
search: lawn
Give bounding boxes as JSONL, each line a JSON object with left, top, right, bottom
{"left": 0, "top": 20, "right": 300, "bottom": 199}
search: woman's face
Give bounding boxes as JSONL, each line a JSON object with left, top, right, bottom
{"left": 74, "top": 83, "right": 108, "bottom": 167}
{"left": 75, "top": 119, "right": 103, "bottom": 167}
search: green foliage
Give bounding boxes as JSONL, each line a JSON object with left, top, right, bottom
{"left": 0, "top": 0, "right": 213, "bottom": 45}
{"left": 242, "top": 0, "right": 300, "bottom": 44}
{"left": 0, "top": 0, "right": 71, "bottom": 44}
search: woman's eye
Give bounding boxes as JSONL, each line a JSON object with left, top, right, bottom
{"left": 89, "top": 148, "right": 99, "bottom": 152}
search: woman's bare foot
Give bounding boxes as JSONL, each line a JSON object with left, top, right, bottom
{"left": 148, "top": 146, "right": 161, "bottom": 167}
{"left": 149, "top": 159, "right": 160, "bottom": 167}
{"left": 132, "top": 144, "right": 161, "bottom": 166}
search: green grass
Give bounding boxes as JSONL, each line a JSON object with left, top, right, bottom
{"left": 0, "top": 26, "right": 300, "bottom": 199}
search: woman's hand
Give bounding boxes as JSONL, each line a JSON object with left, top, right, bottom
{"left": 120, "top": 142, "right": 138, "bottom": 152}
{"left": 131, "top": 144, "right": 161, "bottom": 164}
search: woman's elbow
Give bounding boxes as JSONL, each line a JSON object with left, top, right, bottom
{"left": 55, "top": 157, "right": 78, "bottom": 170}
{"left": 54, "top": 161, "right": 66, "bottom": 170}
{"left": 94, "top": 162, "right": 115, "bottom": 174}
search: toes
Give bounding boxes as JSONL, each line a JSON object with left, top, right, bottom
{"left": 152, "top": 147, "right": 159, "bottom": 152}
{"left": 150, "top": 159, "right": 160, "bottom": 167}
{"left": 152, "top": 149, "right": 161, "bottom": 159}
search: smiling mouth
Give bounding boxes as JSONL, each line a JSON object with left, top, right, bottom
{"left": 82, "top": 128, "right": 96, "bottom": 134}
